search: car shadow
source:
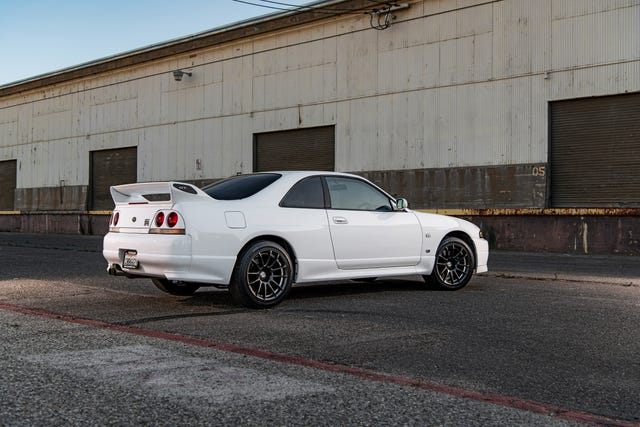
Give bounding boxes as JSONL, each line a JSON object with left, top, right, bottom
{"left": 178, "top": 277, "right": 432, "bottom": 309}
{"left": 120, "top": 278, "right": 439, "bottom": 324}
{"left": 288, "top": 278, "right": 429, "bottom": 300}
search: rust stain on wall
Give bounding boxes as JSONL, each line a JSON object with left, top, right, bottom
{"left": 465, "top": 215, "right": 640, "bottom": 256}
{"left": 420, "top": 208, "right": 640, "bottom": 216}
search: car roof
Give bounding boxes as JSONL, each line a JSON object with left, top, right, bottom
{"left": 261, "top": 171, "right": 360, "bottom": 179}
{"left": 261, "top": 171, "right": 366, "bottom": 189}
{"left": 236, "top": 170, "right": 390, "bottom": 204}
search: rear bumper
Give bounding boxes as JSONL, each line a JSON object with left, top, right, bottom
{"left": 103, "top": 232, "right": 192, "bottom": 278}
{"left": 103, "top": 232, "right": 234, "bottom": 285}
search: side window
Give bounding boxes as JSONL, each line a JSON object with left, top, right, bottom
{"left": 326, "top": 177, "right": 393, "bottom": 211}
{"left": 280, "top": 176, "right": 325, "bottom": 209}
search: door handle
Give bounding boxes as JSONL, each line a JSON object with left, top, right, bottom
{"left": 332, "top": 216, "right": 348, "bottom": 224}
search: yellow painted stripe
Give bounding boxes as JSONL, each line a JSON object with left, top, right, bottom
{"left": 416, "top": 208, "right": 640, "bottom": 216}
{"left": 0, "top": 211, "right": 110, "bottom": 215}
{"left": 0, "top": 209, "right": 637, "bottom": 217}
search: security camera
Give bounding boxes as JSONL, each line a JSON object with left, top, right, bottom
{"left": 173, "top": 70, "right": 192, "bottom": 81}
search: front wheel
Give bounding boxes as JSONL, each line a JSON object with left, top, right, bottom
{"left": 152, "top": 278, "right": 200, "bottom": 296}
{"left": 230, "top": 241, "right": 293, "bottom": 309}
{"left": 423, "top": 237, "right": 474, "bottom": 290}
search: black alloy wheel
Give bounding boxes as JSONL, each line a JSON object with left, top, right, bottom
{"left": 230, "top": 241, "right": 293, "bottom": 308}
{"left": 424, "top": 237, "right": 474, "bottom": 290}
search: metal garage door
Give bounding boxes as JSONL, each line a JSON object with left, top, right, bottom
{"left": 90, "top": 147, "right": 137, "bottom": 210}
{"left": 254, "top": 126, "right": 335, "bottom": 172}
{"left": 550, "top": 93, "right": 640, "bottom": 207}
{"left": 0, "top": 159, "right": 17, "bottom": 211}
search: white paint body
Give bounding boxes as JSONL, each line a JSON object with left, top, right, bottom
{"left": 103, "top": 171, "right": 488, "bottom": 286}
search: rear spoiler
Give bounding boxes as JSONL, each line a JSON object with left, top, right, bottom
{"left": 110, "top": 181, "right": 208, "bottom": 205}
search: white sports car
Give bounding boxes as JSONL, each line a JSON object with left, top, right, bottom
{"left": 103, "top": 171, "right": 488, "bottom": 308}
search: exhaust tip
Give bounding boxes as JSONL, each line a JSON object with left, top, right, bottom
{"left": 107, "top": 264, "right": 123, "bottom": 276}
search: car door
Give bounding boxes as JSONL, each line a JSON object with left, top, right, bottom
{"left": 324, "top": 176, "right": 422, "bottom": 270}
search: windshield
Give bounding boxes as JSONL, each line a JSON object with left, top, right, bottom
{"left": 202, "top": 173, "right": 281, "bottom": 200}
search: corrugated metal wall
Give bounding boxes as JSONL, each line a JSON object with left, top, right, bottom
{"left": 550, "top": 92, "right": 640, "bottom": 207}
{"left": 0, "top": 159, "right": 16, "bottom": 210}
{"left": 0, "top": 0, "right": 638, "bottom": 213}
{"left": 254, "top": 126, "right": 335, "bottom": 172}
{"left": 90, "top": 147, "right": 137, "bottom": 211}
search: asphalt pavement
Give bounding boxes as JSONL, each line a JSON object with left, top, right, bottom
{"left": 0, "top": 232, "right": 638, "bottom": 286}
{"left": 1, "top": 232, "right": 639, "bottom": 425}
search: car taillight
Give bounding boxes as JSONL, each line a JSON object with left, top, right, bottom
{"left": 155, "top": 212, "right": 165, "bottom": 227}
{"left": 149, "top": 210, "right": 184, "bottom": 235}
{"left": 167, "top": 212, "right": 178, "bottom": 228}
{"left": 113, "top": 212, "right": 120, "bottom": 226}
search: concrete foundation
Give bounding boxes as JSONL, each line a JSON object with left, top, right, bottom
{"left": 0, "top": 212, "right": 638, "bottom": 255}
{"left": 0, "top": 213, "right": 109, "bottom": 236}
{"left": 469, "top": 214, "right": 640, "bottom": 255}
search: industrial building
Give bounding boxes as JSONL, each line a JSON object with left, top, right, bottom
{"left": 0, "top": 0, "right": 638, "bottom": 254}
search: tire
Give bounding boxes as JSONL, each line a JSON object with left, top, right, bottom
{"left": 152, "top": 278, "right": 200, "bottom": 296}
{"left": 423, "top": 237, "right": 475, "bottom": 291}
{"left": 230, "top": 241, "right": 293, "bottom": 309}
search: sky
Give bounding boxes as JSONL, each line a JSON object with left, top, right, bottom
{"left": 0, "top": 0, "right": 309, "bottom": 86}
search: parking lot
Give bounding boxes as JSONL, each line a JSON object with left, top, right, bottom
{"left": 0, "top": 234, "right": 639, "bottom": 426}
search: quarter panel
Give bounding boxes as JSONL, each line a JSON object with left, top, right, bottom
{"left": 241, "top": 205, "right": 337, "bottom": 281}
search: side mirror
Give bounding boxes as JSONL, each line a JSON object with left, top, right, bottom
{"left": 395, "top": 198, "right": 409, "bottom": 211}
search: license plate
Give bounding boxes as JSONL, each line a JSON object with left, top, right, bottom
{"left": 123, "top": 250, "right": 139, "bottom": 269}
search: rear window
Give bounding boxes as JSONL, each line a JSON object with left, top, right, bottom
{"left": 202, "top": 173, "right": 281, "bottom": 200}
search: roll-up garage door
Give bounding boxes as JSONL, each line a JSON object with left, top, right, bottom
{"left": 254, "top": 126, "right": 335, "bottom": 172}
{"left": 550, "top": 92, "right": 640, "bottom": 207}
{"left": 0, "top": 159, "right": 17, "bottom": 211}
{"left": 90, "top": 147, "right": 137, "bottom": 210}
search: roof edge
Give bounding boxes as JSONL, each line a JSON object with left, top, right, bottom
{"left": 0, "top": 0, "right": 374, "bottom": 97}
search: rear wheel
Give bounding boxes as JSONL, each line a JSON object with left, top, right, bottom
{"left": 152, "top": 278, "right": 200, "bottom": 296}
{"left": 230, "top": 241, "right": 293, "bottom": 309}
{"left": 423, "top": 237, "right": 474, "bottom": 290}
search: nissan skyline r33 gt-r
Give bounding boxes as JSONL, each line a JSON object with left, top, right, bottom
{"left": 103, "top": 171, "right": 489, "bottom": 308}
